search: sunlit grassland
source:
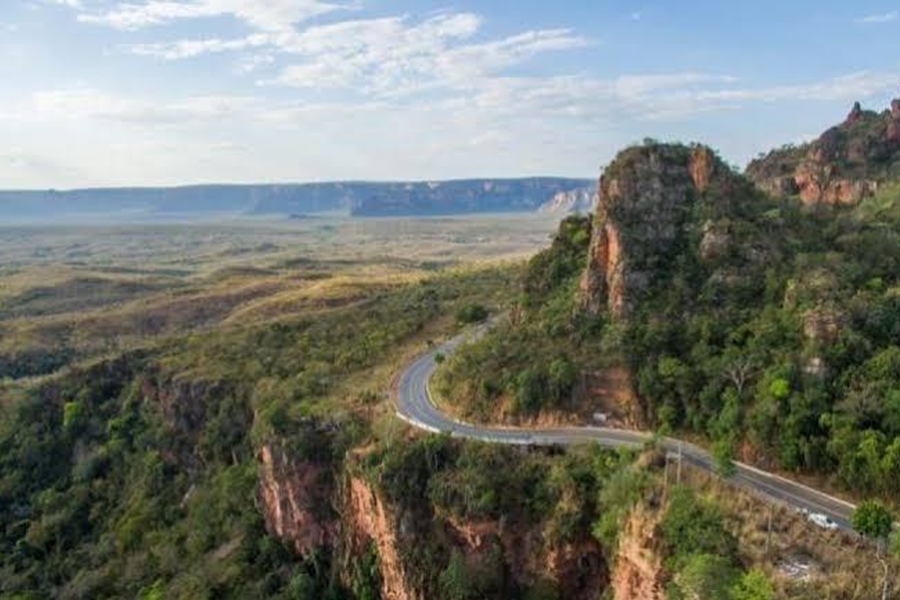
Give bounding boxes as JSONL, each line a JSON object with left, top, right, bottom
{"left": 0, "top": 214, "right": 552, "bottom": 389}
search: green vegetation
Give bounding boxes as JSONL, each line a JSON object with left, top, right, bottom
{"left": 439, "top": 142, "right": 900, "bottom": 508}
{"left": 0, "top": 226, "right": 521, "bottom": 600}
{"left": 852, "top": 500, "right": 894, "bottom": 541}
{"left": 0, "top": 216, "right": 553, "bottom": 381}
{"left": 660, "top": 486, "right": 775, "bottom": 600}
{"left": 434, "top": 216, "right": 604, "bottom": 419}
{"left": 747, "top": 102, "right": 900, "bottom": 189}
{"left": 624, "top": 188, "right": 900, "bottom": 498}
{"left": 361, "top": 436, "right": 642, "bottom": 599}
{"left": 454, "top": 303, "right": 489, "bottom": 324}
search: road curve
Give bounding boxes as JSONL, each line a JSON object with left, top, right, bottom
{"left": 395, "top": 327, "right": 857, "bottom": 531}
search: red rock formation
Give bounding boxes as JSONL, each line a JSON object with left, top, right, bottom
{"left": 347, "top": 477, "right": 417, "bottom": 600}
{"left": 688, "top": 146, "right": 715, "bottom": 192}
{"left": 794, "top": 166, "right": 877, "bottom": 205}
{"left": 611, "top": 506, "right": 665, "bottom": 600}
{"left": 748, "top": 98, "right": 899, "bottom": 205}
{"left": 888, "top": 98, "right": 900, "bottom": 143}
{"left": 445, "top": 516, "right": 607, "bottom": 600}
{"left": 257, "top": 445, "right": 333, "bottom": 557}
{"left": 580, "top": 144, "right": 734, "bottom": 318}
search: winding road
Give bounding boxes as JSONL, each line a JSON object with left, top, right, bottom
{"left": 395, "top": 326, "right": 857, "bottom": 531}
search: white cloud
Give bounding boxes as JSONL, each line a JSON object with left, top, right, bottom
{"left": 45, "top": 0, "right": 84, "bottom": 8}
{"left": 692, "top": 71, "right": 899, "bottom": 104}
{"left": 265, "top": 15, "right": 588, "bottom": 95}
{"left": 855, "top": 11, "right": 898, "bottom": 24}
{"left": 129, "top": 34, "right": 269, "bottom": 60}
{"left": 29, "top": 89, "right": 260, "bottom": 123}
{"left": 77, "top": 0, "right": 346, "bottom": 32}
{"left": 118, "top": 11, "right": 587, "bottom": 97}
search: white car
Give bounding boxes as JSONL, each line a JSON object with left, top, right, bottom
{"left": 807, "top": 512, "right": 839, "bottom": 530}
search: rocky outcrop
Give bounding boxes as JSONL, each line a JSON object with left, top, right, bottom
{"left": 611, "top": 506, "right": 665, "bottom": 600}
{"left": 845, "top": 101, "right": 863, "bottom": 125}
{"left": 445, "top": 517, "right": 607, "bottom": 600}
{"left": 699, "top": 219, "right": 732, "bottom": 262}
{"left": 546, "top": 541, "right": 608, "bottom": 600}
{"left": 793, "top": 164, "right": 877, "bottom": 205}
{"left": 580, "top": 144, "right": 738, "bottom": 318}
{"left": 801, "top": 307, "right": 846, "bottom": 377}
{"left": 747, "top": 96, "right": 900, "bottom": 205}
{"left": 803, "top": 307, "right": 845, "bottom": 347}
{"left": 257, "top": 444, "right": 334, "bottom": 557}
{"left": 347, "top": 477, "right": 417, "bottom": 600}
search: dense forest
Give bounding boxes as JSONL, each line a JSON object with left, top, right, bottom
{"left": 0, "top": 267, "right": 517, "bottom": 599}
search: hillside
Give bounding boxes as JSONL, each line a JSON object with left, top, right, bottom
{"left": 0, "top": 178, "right": 591, "bottom": 222}
{"left": 439, "top": 139, "right": 900, "bottom": 506}
{"left": 3, "top": 149, "right": 900, "bottom": 598}
{"left": 746, "top": 95, "right": 900, "bottom": 204}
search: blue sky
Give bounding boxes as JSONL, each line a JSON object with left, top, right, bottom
{"left": 1, "top": 0, "right": 899, "bottom": 188}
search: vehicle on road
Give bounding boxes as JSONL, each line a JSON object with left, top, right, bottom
{"left": 807, "top": 512, "right": 839, "bottom": 530}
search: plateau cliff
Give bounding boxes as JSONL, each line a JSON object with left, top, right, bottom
{"left": 0, "top": 178, "right": 591, "bottom": 222}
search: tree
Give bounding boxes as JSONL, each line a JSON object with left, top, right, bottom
{"left": 660, "top": 487, "right": 737, "bottom": 569}
{"left": 853, "top": 500, "right": 895, "bottom": 600}
{"left": 455, "top": 303, "right": 489, "bottom": 325}
{"left": 62, "top": 400, "right": 86, "bottom": 433}
{"left": 514, "top": 369, "right": 544, "bottom": 414}
{"left": 729, "top": 569, "right": 774, "bottom": 600}
{"left": 547, "top": 358, "right": 576, "bottom": 405}
{"left": 853, "top": 500, "right": 894, "bottom": 540}
{"left": 673, "top": 553, "right": 736, "bottom": 600}
{"left": 723, "top": 355, "right": 755, "bottom": 397}
{"left": 712, "top": 439, "right": 737, "bottom": 478}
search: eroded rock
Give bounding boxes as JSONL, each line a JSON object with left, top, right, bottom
{"left": 257, "top": 444, "right": 334, "bottom": 557}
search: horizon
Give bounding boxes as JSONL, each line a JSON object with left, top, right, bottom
{"left": 0, "top": 175, "right": 594, "bottom": 194}
{"left": 1, "top": 1, "right": 899, "bottom": 188}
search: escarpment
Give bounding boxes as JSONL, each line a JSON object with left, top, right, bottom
{"left": 747, "top": 94, "right": 900, "bottom": 204}
{"left": 257, "top": 443, "right": 335, "bottom": 557}
{"left": 580, "top": 144, "right": 747, "bottom": 318}
{"left": 346, "top": 476, "right": 417, "bottom": 600}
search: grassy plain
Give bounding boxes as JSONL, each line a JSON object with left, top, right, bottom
{"left": 0, "top": 214, "right": 556, "bottom": 389}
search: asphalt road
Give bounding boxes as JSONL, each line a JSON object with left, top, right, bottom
{"left": 395, "top": 327, "right": 857, "bottom": 531}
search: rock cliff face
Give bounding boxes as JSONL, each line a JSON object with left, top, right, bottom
{"left": 344, "top": 475, "right": 609, "bottom": 600}
{"left": 347, "top": 477, "right": 417, "bottom": 600}
{"left": 611, "top": 506, "right": 665, "bottom": 600}
{"left": 580, "top": 144, "right": 737, "bottom": 318}
{"left": 747, "top": 95, "right": 900, "bottom": 204}
{"left": 257, "top": 444, "right": 335, "bottom": 557}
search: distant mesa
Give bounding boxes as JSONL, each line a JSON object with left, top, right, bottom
{"left": 0, "top": 178, "right": 592, "bottom": 222}
{"left": 347, "top": 178, "right": 592, "bottom": 217}
{"left": 537, "top": 187, "right": 597, "bottom": 214}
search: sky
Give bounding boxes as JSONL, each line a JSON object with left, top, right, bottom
{"left": 1, "top": 1, "right": 899, "bottom": 188}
